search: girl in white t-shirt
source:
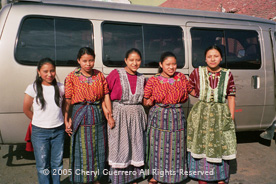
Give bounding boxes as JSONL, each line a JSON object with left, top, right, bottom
{"left": 23, "top": 58, "right": 65, "bottom": 184}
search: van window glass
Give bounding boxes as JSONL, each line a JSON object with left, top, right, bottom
{"left": 191, "top": 29, "right": 225, "bottom": 68}
{"left": 191, "top": 28, "right": 261, "bottom": 69}
{"left": 56, "top": 19, "right": 93, "bottom": 66}
{"left": 102, "top": 22, "right": 184, "bottom": 68}
{"left": 16, "top": 18, "right": 55, "bottom": 65}
{"left": 15, "top": 17, "right": 93, "bottom": 66}
{"left": 225, "top": 30, "right": 261, "bottom": 69}
{"left": 102, "top": 23, "right": 143, "bottom": 66}
{"left": 144, "top": 25, "right": 184, "bottom": 68}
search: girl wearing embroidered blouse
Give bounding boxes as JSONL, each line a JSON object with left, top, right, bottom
{"left": 187, "top": 45, "right": 237, "bottom": 184}
{"left": 64, "top": 47, "right": 113, "bottom": 184}
{"left": 105, "top": 48, "right": 147, "bottom": 184}
{"left": 23, "top": 58, "right": 65, "bottom": 184}
{"left": 143, "top": 52, "right": 192, "bottom": 184}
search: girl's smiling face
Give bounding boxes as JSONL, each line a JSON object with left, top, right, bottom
{"left": 125, "top": 52, "right": 142, "bottom": 74}
{"left": 159, "top": 56, "right": 177, "bottom": 77}
{"left": 37, "top": 63, "right": 56, "bottom": 86}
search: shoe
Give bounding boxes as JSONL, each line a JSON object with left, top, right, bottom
{"left": 198, "top": 181, "right": 207, "bottom": 184}
{"left": 149, "top": 178, "right": 158, "bottom": 184}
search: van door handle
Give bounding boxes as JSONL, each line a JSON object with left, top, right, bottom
{"left": 251, "top": 75, "right": 260, "bottom": 89}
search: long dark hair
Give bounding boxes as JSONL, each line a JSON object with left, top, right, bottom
{"left": 77, "top": 47, "right": 95, "bottom": 60}
{"left": 34, "top": 58, "right": 60, "bottom": 109}
{"left": 204, "top": 45, "right": 223, "bottom": 58}
{"left": 158, "top": 51, "right": 177, "bottom": 73}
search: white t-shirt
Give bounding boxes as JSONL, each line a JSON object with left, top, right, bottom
{"left": 25, "top": 82, "right": 64, "bottom": 128}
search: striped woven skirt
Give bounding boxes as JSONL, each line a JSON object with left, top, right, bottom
{"left": 187, "top": 152, "right": 230, "bottom": 182}
{"left": 146, "top": 104, "right": 188, "bottom": 183}
{"left": 109, "top": 166, "right": 144, "bottom": 184}
{"left": 69, "top": 103, "right": 107, "bottom": 183}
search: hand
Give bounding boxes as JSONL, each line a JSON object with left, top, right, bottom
{"left": 65, "top": 118, "right": 73, "bottom": 136}
{"left": 145, "top": 99, "right": 153, "bottom": 106}
{"left": 107, "top": 116, "right": 115, "bottom": 129}
{"left": 231, "top": 114, "right": 235, "bottom": 121}
{"left": 103, "top": 108, "right": 114, "bottom": 121}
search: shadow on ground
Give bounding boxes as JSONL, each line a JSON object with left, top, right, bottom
{"left": 236, "top": 131, "right": 275, "bottom": 146}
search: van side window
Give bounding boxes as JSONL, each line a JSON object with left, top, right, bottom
{"left": 191, "top": 28, "right": 261, "bottom": 69}
{"left": 15, "top": 17, "right": 93, "bottom": 66}
{"left": 102, "top": 23, "right": 143, "bottom": 66}
{"left": 102, "top": 22, "right": 184, "bottom": 68}
{"left": 191, "top": 29, "right": 225, "bottom": 68}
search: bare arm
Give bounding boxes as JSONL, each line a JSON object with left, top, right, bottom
{"left": 103, "top": 94, "right": 112, "bottom": 114}
{"left": 102, "top": 101, "right": 109, "bottom": 120}
{"left": 189, "top": 89, "right": 197, "bottom": 97}
{"left": 228, "top": 96, "right": 235, "bottom": 120}
{"left": 23, "top": 94, "right": 33, "bottom": 120}
{"left": 64, "top": 98, "right": 72, "bottom": 136}
{"left": 103, "top": 94, "right": 115, "bottom": 129}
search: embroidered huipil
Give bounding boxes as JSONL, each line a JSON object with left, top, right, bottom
{"left": 65, "top": 68, "right": 109, "bottom": 104}
{"left": 144, "top": 72, "right": 192, "bottom": 104}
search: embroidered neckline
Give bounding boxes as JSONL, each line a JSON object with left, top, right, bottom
{"left": 74, "top": 68, "right": 97, "bottom": 85}
{"left": 208, "top": 71, "right": 220, "bottom": 80}
{"left": 205, "top": 68, "right": 221, "bottom": 90}
{"left": 156, "top": 72, "right": 180, "bottom": 85}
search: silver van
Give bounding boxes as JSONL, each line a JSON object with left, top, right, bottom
{"left": 1, "top": 0, "right": 276, "bottom": 143}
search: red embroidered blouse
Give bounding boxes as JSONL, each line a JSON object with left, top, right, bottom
{"left": 144, "top": 72, "right": 192, "bottom": 104}
{"left": 65, "top": 68, "right": 109, "bottom": 104}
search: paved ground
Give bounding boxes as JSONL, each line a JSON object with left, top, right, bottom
{"left": 0, "top": 131, "right": 275, "bottom": 184}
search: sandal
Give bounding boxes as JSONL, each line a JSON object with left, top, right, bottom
{"left": 149, "top": 178, "right": 158, "bottom": 184}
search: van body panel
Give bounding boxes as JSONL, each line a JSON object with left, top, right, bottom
{"left": 17, "top": 0, "right": 275, "bottom": 24}
{"left": 260, "top": 31, "right": 275, "bottom": 128}
{"left": 0, "top": 113, "right": 29, "bottom": 144}
{"left": 0, "top": 1, "right": 276, "bottom": 143}
{"left": 0, "top": 4, "right": 11, "bottom": 39}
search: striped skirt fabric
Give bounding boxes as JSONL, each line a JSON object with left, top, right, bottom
{"left": 146, "top": 104, "right": 188, "bottom": 183}
{"left": 109, "top": 165, "right": 144, "bottom": 184}
{"left": 187, "top": 152, "right": 230, "bottom": 182}
{"left": 69, "top": 103, "right": 107, "bottom": 183}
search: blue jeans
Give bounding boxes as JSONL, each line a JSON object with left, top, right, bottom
{"left": 31, "top": 124, "right": 65, "bottom": 184}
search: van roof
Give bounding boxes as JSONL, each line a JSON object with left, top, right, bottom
{"left": 14, "top": 0, "right": 276, "bottom": 25}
